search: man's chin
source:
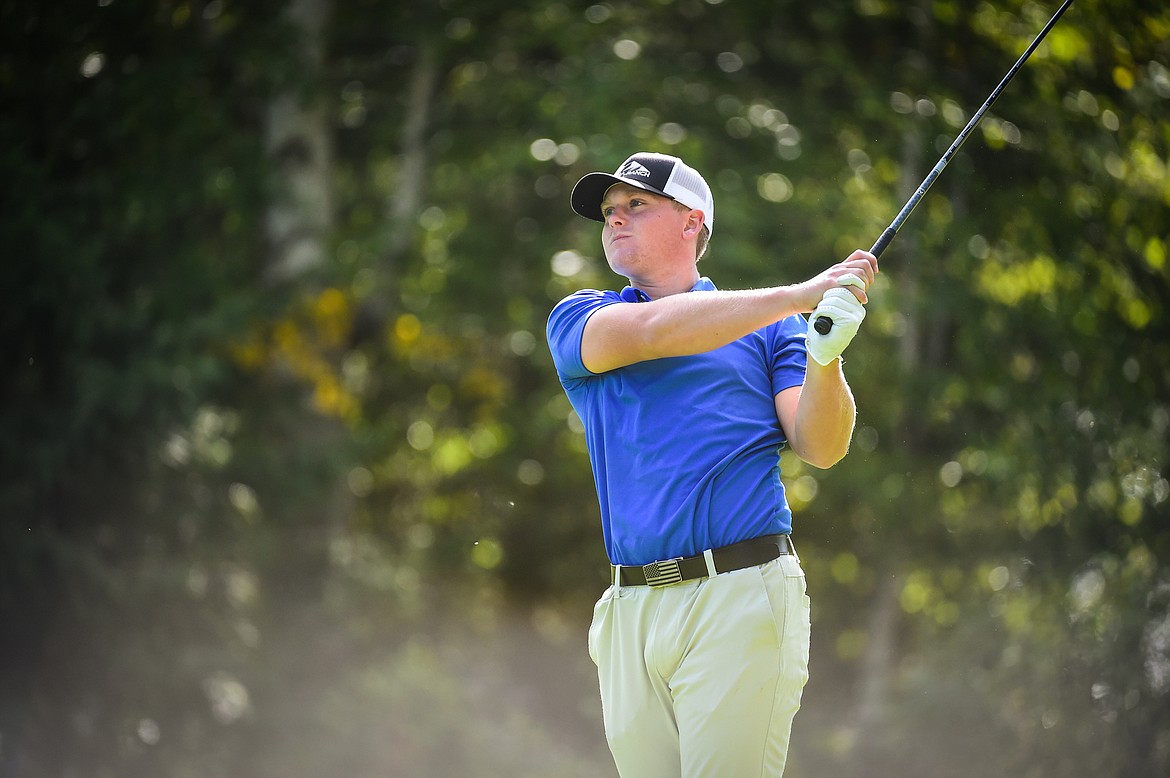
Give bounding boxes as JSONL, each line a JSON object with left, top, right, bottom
{"left": 605, "top": 249, "right": 638, "bottom": 275}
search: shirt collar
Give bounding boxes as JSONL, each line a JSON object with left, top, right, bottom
{"left": 619, "top": 276, "right": 716, "bottom": 302}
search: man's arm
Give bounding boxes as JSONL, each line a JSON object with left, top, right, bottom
{"left": 581, "top": 251, "right": 876, "bottom": 374}
{"left": 581, "top": 287, "right": 807, "bottom": 374}
{"left": 775, "top": 360, "right": 856, "bottom": 469}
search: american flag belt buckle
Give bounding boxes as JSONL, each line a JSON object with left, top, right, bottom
{"left": 642, "top": 557, "right": 684, "bottom": 587}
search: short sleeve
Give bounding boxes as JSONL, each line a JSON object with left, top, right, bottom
{"left": 770, "top": 314, "right": 810, "bottom": 394}
{"left": 546, "top": 289, "right": 621, "bottom": 382}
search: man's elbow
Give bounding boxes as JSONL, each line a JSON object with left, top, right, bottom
{"left": 795, "top": 441, "right": 850, "bottom": 470}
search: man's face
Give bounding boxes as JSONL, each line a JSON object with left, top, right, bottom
{"left": 599, "top": 183, "right": 691, "bottom": 276}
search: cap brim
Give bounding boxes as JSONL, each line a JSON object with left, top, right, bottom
{"left": 570, "top": 172, "right": 672, "bottom": 223}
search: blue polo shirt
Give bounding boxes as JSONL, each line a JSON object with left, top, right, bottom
{"left": 546, "top": 277, "right": 809, "bottom": 567}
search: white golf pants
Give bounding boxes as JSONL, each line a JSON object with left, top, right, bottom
{"left": 588, "top": 554, "right": 811, "bottom": 778}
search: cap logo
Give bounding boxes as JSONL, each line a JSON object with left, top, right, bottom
{"left": 617, "top": 160, "right": 653, "bottom": 178}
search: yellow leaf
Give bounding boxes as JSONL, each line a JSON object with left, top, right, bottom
{"left": 394, "top": 314, "right": 422, "bottom": 345}
{"left": 1113, "top": 66, "right": 1135, "bottom": 91}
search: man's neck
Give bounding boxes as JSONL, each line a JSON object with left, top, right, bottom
{"left": 628, "top": 267, "right": 701, "bottom": 300}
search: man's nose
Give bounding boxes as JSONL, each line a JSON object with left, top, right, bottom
{"left": 606, "top": 209, "right": 625, "bottom": 228}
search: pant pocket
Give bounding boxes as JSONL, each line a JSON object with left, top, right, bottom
{"left": 587, "top": 586, "right": 614, "bottom": 666}
{"left": 778, "top": 556, "right": 811, "bottom": 679}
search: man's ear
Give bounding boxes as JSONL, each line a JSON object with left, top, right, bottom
{"left": 682, "top": 210, "right": 704, "bottom": 238}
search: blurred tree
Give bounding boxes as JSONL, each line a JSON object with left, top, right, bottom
{"left": 0, "top": 0, "right": 310, "bottom": 773}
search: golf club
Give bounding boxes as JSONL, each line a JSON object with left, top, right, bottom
{"left": 813, "top": 0, "right": 1075, "bottom": 336}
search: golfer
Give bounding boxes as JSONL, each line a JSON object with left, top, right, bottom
{"left": 546, "top": 151, "right": 877, "bottom": 776}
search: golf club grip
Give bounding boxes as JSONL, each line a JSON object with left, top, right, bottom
{"left": 811, "top": 229, "right": 895, "bottom": 336}
{"left": 812, "top": 314, "right": 835, "bottom": 335}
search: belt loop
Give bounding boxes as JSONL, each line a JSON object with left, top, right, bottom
{"left": 702, "top": 548, "right": 718, "bottom": 578}
{"left": 785, "top": 535, "right": 798, "bottom": 562}
{"left": 613, "top": 564, "right": 621, "bottom": 593}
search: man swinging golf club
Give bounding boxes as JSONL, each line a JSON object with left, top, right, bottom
{"left": 545, "top": 2, "right": 1071, "bottom": 772}
{"left": 546, "top": 151, "right": 876, "bottom": 776}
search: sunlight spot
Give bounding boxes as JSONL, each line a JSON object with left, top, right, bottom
{"left": 203, "top": 672, "right": 251, "bottom": 724}
{"left": 585, "top": 4, "right": 611, "bottom": 23}
{"left": 395, "top": 314, "right": 421, "bottom": 345}
{"left": 1150, "top": 62, "right": 1170, "bottom": 98}
{"left": 716, "top": 51, "right": 743, "bottom": 73}
{"left": 657, "top": 122, "right": 687, "bottom": 145}
{"left": 613, "top": 39, "right": 641, "bottom": 60}
{"left": 900, "top": 574, "right": 931, "bottom": 613}
{"left": 228, "top": 483, "right": 260, "bottom": 521}
{"left": 847, "top": 148, "right": 871, "bottom": 173}
{"left": 988, "top": 566, "right": 1010, "bottom": 592}
{"left": 787, "top": 475, "right": 818, "bottom": 510}
{"left": 1112, "top": 66, "right": 1135, "bottom": 91}
{"left": 831, "top": 553, "right": 859, "bottom": 584}
{"left": 529, "top": 138, "right": 558, "bottom": 161}
{"left": 555, "top": 142, "right": 581, "bottom": 166}
{"left": 1069, "top": 568, "right": 1105, "bottom": 614}
{"left": 347, "top": 467, "right": 374, "bottom": 497}
{"left": 855, "top": 425, "right": 878, "bottom": 453}
{"left": 939, "top": 461, "right": 963, "bottom": 488}
{"left": 445, "top": 17, "right": 472, "bottom": 40}
{"left": 941, "top": 99, "right": 966, "bottom": 127}
{"left": 137, "top": 718, "right": 161, "bottom": 745}
{"left": 757, "top": 172, "right": 793, "bottom": 203}
{"left": 1144, "top": 608, "right": 1170, "bottom": 693}
{"left": 81, "top": 52, "right": 105, "bottom": 78}
{"left": 508, "top": 330, "right": 536, "bottom": 356}
{"left": 468, "top": 426, "right": 501, "bottom": 458}
{"left": 472, "top": 538, "right": 504, "bottom": 570}
{"left": 225, "top": 567, "right": 259, "bottom": 608}
{"left": 407, "top": 421, "right": 434, "bottom": 451}
{"left": 517, "top": 459, "right": 545, "bottom": 486}
{"left": 890, "top": 91, "right": 914, "bottom": 114}
{"left": 551, "top": 249, "right": 585, "bottom": 277}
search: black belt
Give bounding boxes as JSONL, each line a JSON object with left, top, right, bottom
{"left": 614, "top": 534, "right": 792, "bottom": 587}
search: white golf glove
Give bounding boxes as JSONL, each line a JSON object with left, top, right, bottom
{"left": 807, "top": 287, "right": 867, "bottom": 366}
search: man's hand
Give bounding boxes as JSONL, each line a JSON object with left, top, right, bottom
{"left": 790, "top": 250, "right": 878, "bottom": 312}
{"left": 807, "top": 287, "right": 866, "bottom": 366}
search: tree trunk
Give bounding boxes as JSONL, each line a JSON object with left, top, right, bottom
{"left": 260, "top": 0, "right": 349, "bottom": 582}
{"left": 350, "top": 39, "right": 442, "bottom": 344}
{"left": 385, "top": 40, "right": 440, "bottom": 271}
{"left": 264, "top": 0, "right": 333, "bottom": 283}
{"left": 852, "top": 571, "right": 901, "bottom": 739}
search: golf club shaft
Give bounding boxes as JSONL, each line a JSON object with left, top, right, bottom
{"left": 813, "top": 0, "right": 1075, "bottom": 336}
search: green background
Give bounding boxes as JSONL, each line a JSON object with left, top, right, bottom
{"left": 2, "top": 0, "right": 1168, "bottom": 774}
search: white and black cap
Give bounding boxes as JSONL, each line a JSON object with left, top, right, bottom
{"left": 570, "top": 152, "right": 715, "bottom": 235}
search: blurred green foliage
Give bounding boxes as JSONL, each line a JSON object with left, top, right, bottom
{"left": 1, "top": 0, "right": 1167, "bottom": 775}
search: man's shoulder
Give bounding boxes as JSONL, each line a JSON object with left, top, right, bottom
{"left": 554, "top": 287, "right": 621, "bottom": 306}
{"left": 548, "top": 288, "right": 623, "bottom": 326}
{"left": 546, "top": 288, "right": 625, "bottom": 380}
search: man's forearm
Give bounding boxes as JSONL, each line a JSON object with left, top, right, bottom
{"left": 635, "top": 287, "right": 808, "bottom": 358}
{"left": 583, "top": 287, "right": 811, "bottom": 373}
{"left": 791, "top": 358, "right": 856, "bottom": 469}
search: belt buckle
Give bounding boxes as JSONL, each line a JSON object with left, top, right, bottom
{"left": 643, "top": 557, "right": 684, "bottom": 587}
